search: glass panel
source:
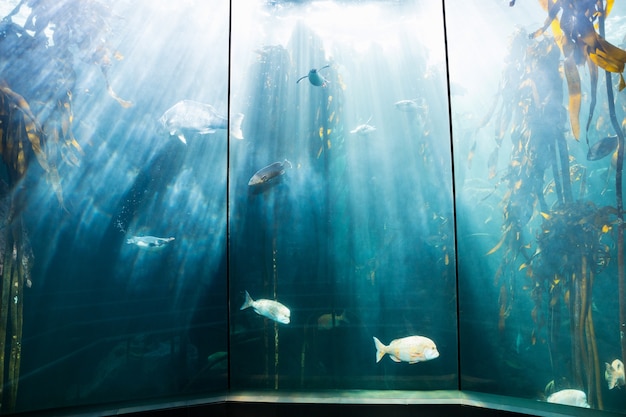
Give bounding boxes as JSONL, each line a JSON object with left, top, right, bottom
{"left": 448, "top": 0, "right": 626, "bottom": 413}
{"left": 230, "top": 0, "right": 457, "bottom": 391}
{"left": 0, "top": 0, "right": 229, "bottom": 413}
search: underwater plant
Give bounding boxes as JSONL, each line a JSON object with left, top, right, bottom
{"left": 530, "top": 201, "right": 617, "bottom": 408}
{"left": 528, "top": 0, "right": 626, "bottom": 142}
{"left": 480, "top": 0, "right": 626, "bottom": 409}
{"left": 0, "top": 0, "right": 129, "bottom": 411}
{"left": 483, "top": 1, "right": 626, "bottom": 406}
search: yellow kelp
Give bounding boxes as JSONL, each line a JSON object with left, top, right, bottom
{"left": 0, "top": 84, "right": 70, "bottom": 208}
{"left": 530, "top": 0, "right": 626, "bottom": 140}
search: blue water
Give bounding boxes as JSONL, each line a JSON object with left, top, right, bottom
{"left": 2, "top": 0, "right": 626, "bottom": 414}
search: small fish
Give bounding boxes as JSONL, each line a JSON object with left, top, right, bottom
{"left": 350, "top": 124, "right": 376, "bottom": 136}
{"left": 248, "top": 159, "right": 292, "bottom": 186}
{"left": 317, "top": 311, "right": 350, "bottom": 330}
{"left": 394, "top": 98, "right": 426, "bottom": 112}
{"left": 240, "top": 290, "right": 290, "bottom": 324}
{"left": 587, "top": 135, "right": 618, "bottom": 161}
{"left": 159, "top": 99, "right": 244, "bottom": 144}
{"left": 546, "top": 389, "right": 590, "bottom": 408}
{"left": 126, "top": 235, "right": 175, "bottom": 250}
{"left": 605, "top": 359, "right": 625, "bottom": 389}
{"left": 373, "top": 335, "right": 439, "bottom": 364}
{"left": 296, "top": 65, "right": 330, "bottom": 87}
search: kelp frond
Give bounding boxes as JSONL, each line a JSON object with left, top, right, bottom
{"left": 530, "top": 0, "right": 626, "bottom": 140}
{"left": 0, "top": 84, "right": 66, "bottom": 208}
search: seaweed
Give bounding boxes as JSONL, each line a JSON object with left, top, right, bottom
{"left": 529, "top": 0, "right": 626, "bottom": 142}
{"left": 597, "top": 5, "right": 626, "bottom": 393}
{"left": 481, "top": 13, "right": 622, "bottom": 407}
{"left": 530, "top": 202, "right": 616, "bottom": 407}
{"left": 0, "top": 1, "right": 129, "bottom": 411}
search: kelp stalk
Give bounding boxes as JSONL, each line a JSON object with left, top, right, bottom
{"left": 7, "top": 232, "right": 24, "bottom": 412}
{"left": 273, "top": 239, "right": 279, "bottom": 390}
{"left": 586, "top": 269, "right": 602, "bottom": 409}
{"left": 0, "top": 234, "right": 10, "bottom": 411}
{"left": 598, "top": 9, "right": 626, "bottom": 371}
{"left": 0, "top": 217, "right": 26, "bottom": 413}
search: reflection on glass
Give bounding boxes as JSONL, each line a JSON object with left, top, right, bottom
{"left": 229, "top": 0, "right": 457, "bottom": 391}
{"left": 449, "top": 0, "right": 626, "bottom": 412}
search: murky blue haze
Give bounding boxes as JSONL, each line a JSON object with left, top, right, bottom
{"left": 8, "top": 0, "right": 231, "bottom": 412}
{"left": 0, "top": 0, "right": 625, "bottom": 414}
{"left": 229, "top": 0, "right": 456, "bottom": 390}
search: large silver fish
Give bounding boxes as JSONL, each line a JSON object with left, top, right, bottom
{"left": 373, "top": 335, "right": 439, "bottom": 364}
{"left": 248, "top": 159, "right": 292, "bottom": 186}
{"left": 350, "top": 124, "right": 376, "bottom": 136}
{"left": 546, "top": 389, "right": 590, "bottom": 408}
{"left": 126, "top": 235, "right": 175, "bottom": 250}
{"left": 605, "top": 359, "right": 625, "bottom": 389}
{"left": 240, "top": 291, "right": 290, "bottom": 324}
{"left": 394, "top": 98, "right": 426, "bottom": 113}
{"left": 159, "top": 99, "right": 244, "bottom": 144}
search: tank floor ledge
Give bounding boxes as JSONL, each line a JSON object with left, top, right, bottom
{"left": 225, "top": 390, "right": 620, "bottom": 417}
{"left": 15, "top": 391, "right": 619, "bottom": 417}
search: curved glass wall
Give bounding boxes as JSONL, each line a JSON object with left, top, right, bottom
{"left": 0, "top": 0, "right": 624, "bottom": 415}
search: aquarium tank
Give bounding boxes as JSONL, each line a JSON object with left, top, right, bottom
{"left": 0, "top": 0, "right": 626, "bottom": 415}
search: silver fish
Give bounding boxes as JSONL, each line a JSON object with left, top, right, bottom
{"left": 296, "top": 65, "right": 330, "bottom": 87}
{"left": 373, "top": 335, "right": 439, "bottom": 364}
{"left": 126, "top": 235, "right": 175, "bottom": 250}
{"left": 394, "top": 98, "right": 426, "bottom": 112}
{"left": 587, "top": 135, "right": 618, "bottom": 161}
{"left": 546, "top": 389, "right": 590, "bottom": 408}
{"left": 248, "top": 159, "right": 292, "bottom": 186}
{"left": 605, "top": 359, "right": 625, "bottom": 390}
{"left": 159, "top": 99, "right": 244, "bottom": 144}
{"left": 350, "top": 124, "right": 376, "bottom": 136}
{"left": 240, "top": 290, "right": 290, "bottom": 324}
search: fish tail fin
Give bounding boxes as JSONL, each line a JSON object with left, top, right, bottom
{"left": 339, "top": 311, "right": 350, "bottom": 325}
{"left": 230, "top": 113, "right": 245, "bottom": 140}
{"left": 373, "top": 337, "right": 386, "bottom": 363}
{"left": 240, "top": 291, "right": 253, "bottom": 310}
{"left": 176, "top": 133, "right": 187, "bottom": 144}
{"left": 284, "top": 159, "right": 293, "bottom": 169}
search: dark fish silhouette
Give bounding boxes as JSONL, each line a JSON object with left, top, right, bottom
{"left": 587, "top": 135, "right": 618, "bottom": 161}
{"left": 248, "top": 159, "right": 292, "bottom": 186}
